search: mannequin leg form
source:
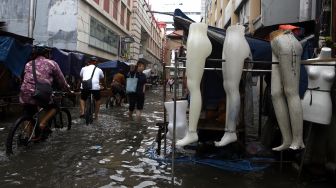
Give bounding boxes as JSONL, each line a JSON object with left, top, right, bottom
{"left": 271, "top": 34, "right": 304, "bottom": 151}
{"left": 214, "top": 83, "right": 239, "bottom": 146}
{"left": 277, "top": 40, "right": 304, "bottom": 150}
{"left": 215, "top": 56, "right": 246, "bottom": 147}
{"left": 176, "top": 23, "right": 212, "bottom": 147}
{"left": 271, "top": 63, "right": 292, "bottom": 151}
{"left": 215, "top": 27, "right": 250, "bottom": 147}
{"left": 176, "top": 77, "right": 202, "bottom": 146}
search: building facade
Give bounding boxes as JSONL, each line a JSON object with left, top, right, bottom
{"left": 0, "top": 0, "right": 162, "bottom": 63}
{"left": 129, "top": 0, "right": 162, "bottom": 67}
{"left": 205, "top": 0, "right": 318, "bottom": 35}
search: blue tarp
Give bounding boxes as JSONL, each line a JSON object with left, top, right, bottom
{"left": 0, "top": 36, "right": 32, "bottom": 76}
{"left": 70, "top": 52, "right": 85, "bottom": 78}
{"left": 97, "top": 60, "right": 130, "bottom": 70}
{"left": 51, "top": 48, "right": 70, "bottom": 76}
{"left": 97, "top": 60, "right": 118, "bottom": 69}
{"left": 146, "top": 144, "right": 273, "bottom": 172}
{"left": 51, "top": 48, "right": 85, "bottom": 78}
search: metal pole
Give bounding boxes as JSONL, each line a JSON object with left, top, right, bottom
{"left": 332, "top": 0, "right": 336, "bottom": 56}
{"left": 28, "top": 0, "right": 35, "bottom": 38}
{"left": 171, "top": 51, "right": 178, "bottom": 187}
{"left": 163, "top": 40, "right": 167, "bottom": 156}
{"left": 258, "top": 74, "right": 263, "bottom": 139}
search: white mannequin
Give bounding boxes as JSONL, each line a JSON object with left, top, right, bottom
{"left": 302, "top": 47, "right": 335, "bottom": 125}
{"left": 214, "top": 25, "right": 251, "bottom": 147}
{"left": 176, "top": 23, "right": 212, "bottom": 147}
{"left": 270, "top": 30, "right": 304, "bottom": 151}
{"left": 164, "top": 100, "right": 188, "bottom": 140}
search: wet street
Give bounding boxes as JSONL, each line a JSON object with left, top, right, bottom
{"left": 0, "top": 87, "right": 334, "bottom": 188}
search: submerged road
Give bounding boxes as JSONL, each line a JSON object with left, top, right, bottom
{"left": 0, "top": 87, "right": 334, "bottom": 188}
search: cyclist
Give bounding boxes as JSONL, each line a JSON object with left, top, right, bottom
{"left": 19, "top": 46, "right": 71, "bottom": 139}
{"left": 79, "top": 56, "right": 104, "bottom": 120}
{"left": 111, "top": 69, "right": 126, "bottom": 106}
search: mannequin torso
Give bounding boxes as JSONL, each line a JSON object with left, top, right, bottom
{"left": 302, "top": 47, "right": 335, "bottom": 125}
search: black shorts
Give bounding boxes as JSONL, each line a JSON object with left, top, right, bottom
{"left": 81, "top": 90, "right": 101, "bottom": 101}
{"left": 128, "top": 93, "right": 145, "bottom": 111}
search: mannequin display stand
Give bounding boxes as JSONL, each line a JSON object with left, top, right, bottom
{"left": 298, "top": 47, "right": 335, "bottom": 179}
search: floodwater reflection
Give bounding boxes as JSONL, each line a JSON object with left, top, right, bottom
{"left": 0, "top": 88, "right": 334, "bottom": 188}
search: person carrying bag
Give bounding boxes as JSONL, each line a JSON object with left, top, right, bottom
{"left": 32, "top": 60, "right": 53, "bottom": 106}
{"left": 82, "top": 66, "right": 97, "bottom": 90}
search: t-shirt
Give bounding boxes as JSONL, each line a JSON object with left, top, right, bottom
{"left": 80, "top": 65, "right": 104, "bottom": 90}
{"left": 168, "top": 79, "right": 174, "bottom": 85}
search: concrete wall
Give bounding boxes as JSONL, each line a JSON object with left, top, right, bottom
{"left": 0, "top": 0, "right": 30, "bottom": 36}
{"left": 0, "top": 0, "right": 78, "bottom": 50}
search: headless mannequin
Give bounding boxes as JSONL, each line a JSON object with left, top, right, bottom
{"left": 176, "top": 23, "right": 212, "bottom": 147}
{"left": 165, "top": 100, "right": 188, "bottom": 140}
{"left": 270, "top": 30, "right": 304, "bottom": 151}
{"left": 214, "top": 25, "right": 251, "bottom": 147}
{"left": 302, "top": 47, "right": 335, "bottom": 125}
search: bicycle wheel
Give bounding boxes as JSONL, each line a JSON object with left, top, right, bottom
{"left": 105, "top": 97, "right": 113, "bottom": 109}
{"left": 55, "top": 108, "right": 72, "bottom": 130}
{"left": 85, "top": 96, "right": 93, "bottom": 125}
{"left": 6, "top": 116, "right": 35, "bottom": 155}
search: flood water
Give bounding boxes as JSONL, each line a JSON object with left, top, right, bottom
{"left": 0, "top": 88, "right": 334, "bottom": 188}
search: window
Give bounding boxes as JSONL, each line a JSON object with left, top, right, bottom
{"left": 89, "top": 16, "right": 119, "bottom": 54}
{"left": 120, "top": 4, "right": 125, "bottom": 26}
{"left": 104, "top": 0, "right": 110, "bottom": 13}
{"left": 127, "top": 0, "right": 131, "bottom": 7}
{"left": 126, "top": 11, "right": 131, "bottom": 30}
{"left": 94, "top": 0, "right": 99, "bottom": 4}
{"left": 113, "top": 0, "right": 119, "bottom": 20}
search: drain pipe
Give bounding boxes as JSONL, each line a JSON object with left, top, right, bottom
{"left": 28, "top": 0, "right": 36, "bottom": 38}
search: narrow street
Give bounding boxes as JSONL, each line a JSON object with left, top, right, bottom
{"left": 0, "top": 88, "right": 333, "bottom": 188}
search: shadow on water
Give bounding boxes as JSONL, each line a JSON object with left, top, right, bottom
{"left": 0, "top": 87, "right": 334, "bottom": 187}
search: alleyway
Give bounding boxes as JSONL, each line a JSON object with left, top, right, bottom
{"left": 0, "top": 87, "right": 334, "bottom": 188}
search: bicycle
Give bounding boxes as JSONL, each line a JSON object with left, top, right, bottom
{"left": 6, "top": 91, "right": 72, "bottom": 155}
{"left": 105, "top": 84, "right": 125, "bottom": 108}
{"left": 105, "top": 93, "right": 123, "bottom": 108}
{"left": 85, "top": 91, "right": 95, "bottom": 125}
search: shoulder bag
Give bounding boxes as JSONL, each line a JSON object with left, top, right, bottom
{"left": 82, "top": 66, "right": 97, "bottom": 90}
{"left": 32, "top": 60, "right": 53, "bottom": 105}
{"left": 126, "top": 73, "right": 138, "bottom": 93}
